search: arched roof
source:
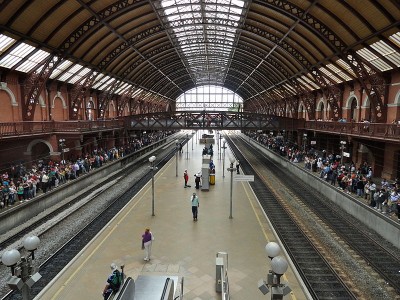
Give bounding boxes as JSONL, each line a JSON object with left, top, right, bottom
{"left": 0, "top": 0, "right": 399, "bottom": 109}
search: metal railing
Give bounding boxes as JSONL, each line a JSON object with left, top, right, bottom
{"left": 0, "top": 119, "right": 125, "bottom": 138}
{"left": 304, "top": 120, "right": 400, "bottom": 140}
{"left": 216, "top": 252, "right": 230, "bottom": 300}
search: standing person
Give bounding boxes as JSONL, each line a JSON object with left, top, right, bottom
{"left": 191, "top": 192, "right": 199, "bottom": 221}
{"left": 142, "top": 228, "right": 154, "bottom": 261}
{"left": 194, "top": 173, "right": 201, "bottom": 189}
{"left": 236, "top": 160, "right": 240, "bottom": 174}
{"left": 102, "top": 263, "right": 123, "bottom": 300}
{"left": 41, "top": 171, "right": 49, "bottom": 193}
{"left": 183, "top": 169, "right": 189, "bottom": 188}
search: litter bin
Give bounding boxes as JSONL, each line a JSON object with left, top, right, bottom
{"left": 209, "top": 174, "right": 215, "bottom": 185}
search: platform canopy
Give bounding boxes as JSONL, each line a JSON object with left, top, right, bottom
{"left": 0, "top": 0, "right": 399, "bottom": 110}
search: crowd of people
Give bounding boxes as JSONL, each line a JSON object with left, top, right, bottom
{"left": 246, "top": 131, "right": 400, "bottom": 221}
{"left": 0, "top": 132, "right": 172, "bottom": 208}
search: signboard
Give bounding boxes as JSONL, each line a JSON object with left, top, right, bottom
{"left": 310, "top": 140, "right": 316, "bottom": 145}
{"left": 233, "top": 175, "right": 254, "bottom": 182}
{"left": 62, "top": 148, "right": 70, "bottom": 153}
{"left": 343, "top": 151, "right": 350, "bottom": 157}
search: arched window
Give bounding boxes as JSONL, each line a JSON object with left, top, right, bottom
{"left": 320, "top": 102, "right": 325, "bottom": 120}
{"left": 86, "top": 100, "right": 95, "bottom": 121}
{"left": 176, "top": 85, "right": 243, "bottom": 112}
{"left": 350, "top": 98, "right": 357, "bottom": 121}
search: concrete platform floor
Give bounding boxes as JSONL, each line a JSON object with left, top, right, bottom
{"left": 36, "top": 131, "right": 308, "bottom": 300}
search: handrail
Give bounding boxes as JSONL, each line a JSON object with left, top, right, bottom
{"left": 0, "top": 120, "right": 125, "bottom": 138}
{"left": 303, "top": 120, "right": 400, "bottom": 140}
{"left": 114, "top": 277, "right": 135, "bottom": 300}
{"left": 1, "top": 118, "right": 399, "bottom": 141}
{"left": 216, "top": 252, "right": 230, "bottom": 300}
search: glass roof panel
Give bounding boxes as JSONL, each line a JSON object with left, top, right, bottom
{"left": 0, "top": 42, "right": 35, "bottom": 69}
{"left": 389, "top": 31, "right": 400, "bottom": 48}
{"left": 318, "top": 66, "right": 342, "bottom": 83}
{"left": 49, "top": 59, "right": 73, "bottom": 79}
{"left": 158, "top": 0, "right": 246, "bottom": 84}
{"left": 324, "top": 63, "right": 352, "bottom": 82}
{"left": 15, "top": 49, "right": 50, "bottom": 73}
{"left": 357, "top": 48, "right": 391, "bottom": 71}
{"left": 0, "top": 34, "right": 16, "bottom": 54}
{"left": 335, "top": 59, "right": 356, "bottom": 78}
{"left": 57, "top": 64, "right": 84, "bottom": 82}
{"left": 92, "top": 75, "right": 111, "bottom": 89}
{"left": 68, "top": 67, "right": 92, "bottom": 84}
{"left": 370, "top": 40, "right": 400, "bottom": 67}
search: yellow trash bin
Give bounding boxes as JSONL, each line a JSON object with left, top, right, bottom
{"left": 209, "top": 174, "right": 215, "bottom": 185}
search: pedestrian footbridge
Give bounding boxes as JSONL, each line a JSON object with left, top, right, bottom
{"left": 125, "top": 111, "right": 301, "bottom": 131}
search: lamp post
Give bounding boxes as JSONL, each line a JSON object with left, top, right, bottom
{"left": 192, "top": 131, "right": 195, "bottom": 150}
{"left": 258, "top": 242, "right": 291, "bottom": 299}
{"left": 340, "top": 141, "right": 346, "bottom": 166}
{"left": 186, "top": 133, "right": 189, "bottom": 159}
{"left": 221, "top": 140, "right": 227, "bottom": 178}
{"left": 227, "top": 157, "right": 236, "bottom": 219}
{"left": 303, "top": 133, "right": 308, "bottom": 152}
{"left": 149, "top": 156, "right": 157, "bottom": 216}
{"left": 175, "top": 140, "right": 179, "bottom": 177}
{"left": 219, "top": 134, "right": 223, "bottom": 159}
{"left": 2, "top": 236, "right": 41, "bottom": 300}
{"left": 59, "top": 138, "right": 66, "bottom": 164}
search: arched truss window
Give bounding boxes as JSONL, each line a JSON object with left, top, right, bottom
{"left": 176, "top": 85, "right": 243, "bottom": 112}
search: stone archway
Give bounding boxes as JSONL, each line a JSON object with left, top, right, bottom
{"left": 25, "top": 139, "right": 56, "bottom": 163}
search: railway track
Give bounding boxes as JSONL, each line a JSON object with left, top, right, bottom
{"left": 227, "top": 134, "right": 400, "bottom": 299}
{"left": 2, "top": 139, "right": 183, "bottom": 300}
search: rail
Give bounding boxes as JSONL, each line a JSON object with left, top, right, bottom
{"left": 0, "top": 119, "right": 124, "bottom": 138}
{"left": 1, "top": 116, "right": 399, "bottom": 142}
{"left": 304, "top": 120, "right": 400, "bottom": 140}
{"left": 216, "top": 252, "right": 230, "bottom": 300}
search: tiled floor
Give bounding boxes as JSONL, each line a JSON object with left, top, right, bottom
{"left": 37, "top": 131, "right": 307, "bottom": 300}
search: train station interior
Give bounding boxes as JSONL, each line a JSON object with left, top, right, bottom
{"left": 0, "top": 1, "right": 399, "bottom": 299}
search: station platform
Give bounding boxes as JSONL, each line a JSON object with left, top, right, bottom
{"left": 36, "top": 132, "right": 308, "bottom": 300}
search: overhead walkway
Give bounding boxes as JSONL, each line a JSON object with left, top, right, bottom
{"left": 36, "top": 131, "right": 308, "bottom": 300}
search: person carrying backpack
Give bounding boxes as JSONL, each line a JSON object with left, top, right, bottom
{"left": 102, "top": 263, "right": 123, "bottom": 300}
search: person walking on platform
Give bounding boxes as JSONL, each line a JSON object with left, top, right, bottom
{"left": 183, "top": 169, "right": 189, "bottom": 188}
{"left": 236, "top": 160, "right": 240, "bottom": 174}
{"left": 191, "top": 192, "right": 200, "bottom": 221}
{"left": 142, "top": 228, "right": 154, "bottom": 261}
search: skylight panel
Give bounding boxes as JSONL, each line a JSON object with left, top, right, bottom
{"left": 49, "top": 60, "right": 73, "bottom": 79}
{"left": 325, "top": 63, "right": 352, "bottom": 82}
{"left": 335, "top": 59, "right": 356, "bottom": 78}
{"left": 97, "top": 77, "right": 116, "bottom": 91}
{"left": 158, "top": 0, "right": 246, "bottom": 84}
{"left": 297, "top": 75, "right": 318, "bottom": 90}
{"left": 57, "top": 63, "right": 84, "bottom": 82}
{"left": 92, "top": 75, "right": 111, "bottom": 89}
{"left": 318, "top": 66, "right": 342, "bottom": 83}
{"left": 370, "top": 40, "right": 400, "bottom": 67}
{"left": 0, "top": 43, "right": 35, "bottom": 69}
{"left": 357, "top": 48, "right": 391, "bottom": 71}
{"left": 68, "top": 67, "right": 91, "bottom": 84}
{"left": 0, "top": 34, "right": 16, "bottom": 54}
{"left": 388, "top": 31, "right": 400, "bottom": 48}
{"left": 131, "top": 88, "right": 143, "bottom": 98}
{"left": 15, "top": 49, "right": 50, "bottom": 73}
{"left": 115, "top": 82, "right": 129, "bottom": 95}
